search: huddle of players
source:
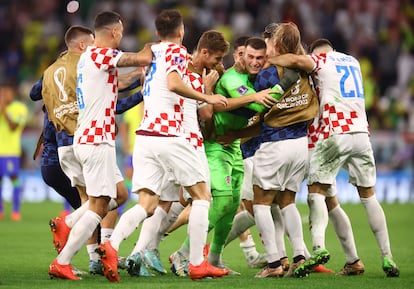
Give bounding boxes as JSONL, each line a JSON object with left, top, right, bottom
{"left": 38, "top": 7, "right": 399, "bottom": 282}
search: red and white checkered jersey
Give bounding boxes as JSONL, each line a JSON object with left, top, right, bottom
{"left": 75, "top": 46, "right": 123, "bottom": 146}
{"left": 307, "top": 117, "right": 319, "bottom": 149}
{"left": 138, "top": 42, "right": 189, "bottom": 137}
{"left": 183, "top": 70, "right": 206, "bottom": 151}
{"left": 309, "top": 51, "right": 369, "bottom": 140}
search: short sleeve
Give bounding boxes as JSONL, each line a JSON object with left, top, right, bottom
{"left": 165, "top": 43, "right": 188, "bottom": 78}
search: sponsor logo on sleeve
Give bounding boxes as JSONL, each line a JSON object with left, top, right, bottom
{"left": 237, "top": 85, "right": 248, "bottom": 95}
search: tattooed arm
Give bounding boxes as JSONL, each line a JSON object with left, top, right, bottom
{"left": 118, "top": 69, "right": 142, "bottom": 91}
{"left": 117, "top": 43, "right": 153, "bottom": 67}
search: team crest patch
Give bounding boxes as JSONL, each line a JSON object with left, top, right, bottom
{"left": 174, "top": 56, "right": 185, "bottom": 66}
{"left": 237, "top": 85, "right": 248, "bottom": 95}
{"left": 112, "top": 50, "right": 119, "bottom": 57}
{"left": 225, "top": 175, "right": 232, "bottom": 185}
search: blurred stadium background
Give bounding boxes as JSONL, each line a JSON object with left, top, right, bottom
{"left": 0, "top": 0, "right": 413, "bottom": 203}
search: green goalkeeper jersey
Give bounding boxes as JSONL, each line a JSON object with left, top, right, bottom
{"left": 207, "top": 67, "right": 264, "bottom": 151}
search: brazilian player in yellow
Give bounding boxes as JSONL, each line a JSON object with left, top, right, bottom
{"left": 0, "top": 82, "right": 28, "bottom": 221}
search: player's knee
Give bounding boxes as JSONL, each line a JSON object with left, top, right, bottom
{"left": 116, "top": 182, "right": 129, "bottom": 204}
{"left": 325, "top": 197, "right": 338, "bottom": 211}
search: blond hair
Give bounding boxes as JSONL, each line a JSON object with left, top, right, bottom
{"left": 271, "top": 22, "right": 305, "bottom": 55}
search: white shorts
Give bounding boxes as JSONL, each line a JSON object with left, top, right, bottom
{"left": 326, "top": 180, "right": 337, "bottom": 198}
{"left": 158, "top": 177, "right": 181, "bottom": 202}
{"left": 132, "top": 135, "right": 207, "bottom": 199}
{"left": 308, "top": 148, "right": 336, "bottom": 197}
{"left": 253, "top": 137, "right": 308, "bottom": 192}
{"left": 58, "top": 145, "right": 85, "bottom": 187}
{"left": 241, "top": 157, "right": 254, "bottom": 201}
{"left": 182, "top": 149, "right": 210, "bottom": 202}
{"left": 73, "top": 144, "right": 123, "bottom": 198}
{"left": 308, "top": 133, "right": 376, "bottom": 187}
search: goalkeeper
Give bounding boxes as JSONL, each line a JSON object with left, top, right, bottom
{"left": 203, "top": 36, "right": 298, "bottom": 272}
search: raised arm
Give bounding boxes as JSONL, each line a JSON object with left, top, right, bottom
{"left": 213, "top": 71, "right": 277, "bottom": 113}
{"left": 167, "top": 71, "right": 228, "bottom": 107}
{"left": 213, "top": 88, "right": 275, "bottom": 112}
{"left": 117, "top": 43, "right": 153, "bottom": 67}
{"left": 268, "top": 53, "right": 315, "bottom": 73}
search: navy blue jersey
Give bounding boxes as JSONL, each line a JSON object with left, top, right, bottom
{"left": 254, "top": 66, "right": 307, "bottom": 144}
{"left": 41, "top": 111, "right": 59, "bottom": 166}
{"left": 29, "top": 77, "right": 59, "bottom": 166}
{"left": 240, "top": 136, "right": 261, "bottom": 159}
{"left": 254, "top": 65, "right": 280, "bottom": 92}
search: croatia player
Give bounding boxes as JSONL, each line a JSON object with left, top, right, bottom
{"left": 269, "top": 38, "right": 400, "bottom": 278}
{"left": 48, "top": 11, "right": 153, "bottom": 281}
{"left": 97, "top": 9, "right": 229, "bottom": 282}
{"left": 42, "top": 24, "right": 144, "bottom": 277}
{"left": 124, "top": 32, "right": 228, "bottom": 276}
{"left": 165, "top": 30, "right": 231, "bottom": 276}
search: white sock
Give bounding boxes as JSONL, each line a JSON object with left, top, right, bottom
{"left": 57, "top": 210, "right": 101, "bottom": 264}
{"left": 273, "top": 204, "right": 311, "bottom": 259}
{"left": 225, "top": 210, "right": 255, "bottom": 246}
{"left": 131, "top": 206, "right": 167, "bottom": 255}
{"left": 253, "top": 204, "right": 279, "bottom": 263}
{"left": 147, "top": 202, "right": 185, "bottom": 251}
{"left": 65, "top": 200, "right": 89, "bottom": 228}
{"left": 110, "top": 204, "right": 147, "bottom": 251}
{"left": 329, "top": 205, "right": 359, "bottom": 264}
{"left": 271, "top": 204, "right": 287, "bottom": 257}
{"left": 360, "top": 195, "right": 392, "bottom": 258}
{"left": 281, "top": 203, "right": 305, "bottom": 258}
{"left": 87, "top": 243, "right": 100, "bottom": 261}
{"left": 159, "top": 202, "right": 185, "bottom": 234}
{"left": 100, "top": 228, "right": 113, "bottom": 243}
{"left": 240, "top": 234, "right": 259, "bottom": 261}
{"left": 188, "top": 200, "right": 210, "bottom": 266}
{"left": 308, "top": 193, "right": 328, "bottom": 251}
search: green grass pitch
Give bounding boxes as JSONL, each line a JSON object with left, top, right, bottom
{"left": 0, "top": 201, "right": 412, "bottom": 289}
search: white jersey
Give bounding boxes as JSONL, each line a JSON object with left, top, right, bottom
{"left": 183, "top": 70, "right": 206, "bottom": 151}
{"left": 75, "top": 46, "right": 123, "bottom": 146}
{"left": 138, "top": 42, "right": 189, "bottom": 137}
{"left": 309, "top": 51, "right": 369, "bottom": 140}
